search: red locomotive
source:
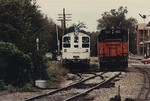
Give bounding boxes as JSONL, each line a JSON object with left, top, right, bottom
{"left": 97, "top": 28, "right": 128, "bottom": 70}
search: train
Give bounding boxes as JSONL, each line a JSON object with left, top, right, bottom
{"left": 62, "top": 31, "right": 90, "bottom": 67}
{"left": 97, "top": 28, "right": 128, "bottom": 70}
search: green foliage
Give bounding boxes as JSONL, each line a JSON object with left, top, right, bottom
{"left": 0, "top": 42, "right": 33, "bottom": 86}
{"left": 3, "top": 83, "right": 39, "bottom": 92}
{"left": 0, "top": 41, "right": 67, "bottom": 89}
{"left": 29, "top": 53, "right": 49, "bottom": 80}
{"left": 67, "top": 21, "right": 87, "bottom": 33}
{"left": 19, "top": 83, "right": 38, "bottom": 92}
{"left": 0, "top": 0, "right": 57, "bottom": 53}
{"left": 97, "top": 6, "right": 137, "bottom": 30}
{"left": 5, "top": 85, "right": 18, "bottom": 92}
{"left": 88, "top": 31, "right": 99, "bottom": 56}
{"left": 0, "top": 0, "right": 67, "bottom": 90}
{"left": 0, "top": 80, "right": 5, "bottom": 91}
{"left": 47, "top": 61, "right": 69, "bottom": 83}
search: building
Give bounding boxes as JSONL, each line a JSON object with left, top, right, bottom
{"left": 137, "top": 23, "right": 150, "bottom": 56}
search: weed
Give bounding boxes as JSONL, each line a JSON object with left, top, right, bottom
{"left": 46, "top": 61, "right": 69, "bottom": 88}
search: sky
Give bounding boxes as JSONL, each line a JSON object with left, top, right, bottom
{"left": 36, "top": 0, "right": 150, "bottom": 32}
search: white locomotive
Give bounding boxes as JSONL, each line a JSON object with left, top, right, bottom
{"left": 62, "top": 31, "right": 90, "bottom": 66}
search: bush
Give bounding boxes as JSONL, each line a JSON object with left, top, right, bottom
{"left": 0, "top": 42, "right": 33, "bottom": 86}
{"left": 19, "top": 83, "right": 38, "bottom": 92}
{"left": 5, "top": 85, "right": 18, "bottom": 92}
{"left": 0, "top": 80, "right": 5, "bottom": 91}
{"left": 29, "top": 53, "right": 49, "bottom": 80}
{"left": 45, "top": 61, "right": 69, "bottom": 88}
{"left": 30, "top": 54, "right": 69, "bottom": 88}
{"left": 47, "top": 61, "right": 69, "bottom": 83}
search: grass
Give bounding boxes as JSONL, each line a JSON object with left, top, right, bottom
{"left": 46, "top": 61, "right": 69, "bottom": 88}
{"left": 90, "top": 57, "right": 99, "bottom": 68}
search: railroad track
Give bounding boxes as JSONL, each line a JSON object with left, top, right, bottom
{"left": 136, "top": 67, "right": 150, "bottom": 100}
{"left": 25, "top": 72, "right": 121, "bottom": 101}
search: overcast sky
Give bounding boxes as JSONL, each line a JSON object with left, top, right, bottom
{"left": 36, "top": 0, "right": 150, "bottom": 32}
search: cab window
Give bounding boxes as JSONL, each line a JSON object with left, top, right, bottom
{"left": 82, "top": 37, "right": 90, "bottom": 48}
{"left": 63, "top": 37, "right": 70, "bottom": 48}
{"left": 82, "top": 37, "right": 89, "bottom": 43}
{"left": 63, "top": 37, "right": 70, "bottom": 43}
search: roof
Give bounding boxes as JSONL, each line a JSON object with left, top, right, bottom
{"left": 137, "top": 23, "right": 146, "bottom": 30}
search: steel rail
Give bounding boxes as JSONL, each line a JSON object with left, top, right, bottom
{"left": 63, "top": 72, "right": 121, "bottom": 101}
{"left": 136, "top": 67, "right": 150, "bottom": 100}
{"left": 25, "top": 72, "right": 105, "bottom": 101}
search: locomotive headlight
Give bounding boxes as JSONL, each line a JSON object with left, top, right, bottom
{"left": 64, "top": 49, "right": 67, "bottom": 52}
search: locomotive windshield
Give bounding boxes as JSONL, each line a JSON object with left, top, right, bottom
{"left": 82, "top": 37, "right": 90, "bottom": 48}
{"left": 64, "top": 37, "right": 70, "bottom": 43}
{"left": 82, "top": 37, "right": 89, "bottom": 43}
{"left": 63, "top": 36, "right": 70, "bottom": 48}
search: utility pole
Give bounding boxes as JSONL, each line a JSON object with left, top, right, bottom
{"left": 58, "top": 8, "right": 72, "bottom": 35}
{"left": 56, "top": 24, "right": 60, "bottom": 55}
{"left": 128, "top": 28, "right": 130, "bottom": 58}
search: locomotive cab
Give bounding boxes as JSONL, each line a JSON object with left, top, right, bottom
{"left": 98, "top": 29, "right": 128, "bottom": 71}
{"left": 62, "top": 32, "right": 90, "bottom": 67}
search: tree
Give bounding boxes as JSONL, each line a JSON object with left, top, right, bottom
{"left": 34, "top": 18, "right": 57, "bottom": 53}
{"left": 66, "top": 21, "right": 87, "bottom": 33}
{"left": 98, "top": 6, "right": 126, "bottom": 29}
{"left": 97, "top": 6, "right": 137, "bottom": 54}
{"left": 88, "top": 31, "right": 99, "bottom": 56}
{"left": 0, "top": 0, "right": 56, "bottom": 53}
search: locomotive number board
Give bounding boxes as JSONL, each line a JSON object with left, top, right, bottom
{"left": 105, "top": 30, "right": 122, "bottom": 34}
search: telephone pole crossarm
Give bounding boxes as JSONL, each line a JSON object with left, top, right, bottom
{"left": 57, "top": 8, "right": 72, "bottom": 35}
